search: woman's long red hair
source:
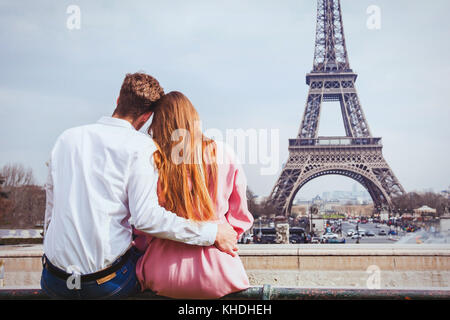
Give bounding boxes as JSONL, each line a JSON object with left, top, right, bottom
{"left": 149, "top": 91, "right": 218, "bottom": 222}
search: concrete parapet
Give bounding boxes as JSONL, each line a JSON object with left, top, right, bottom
{"left": 1, "top": 244, "right": 449, "bottom": 288}
{"left": 239, "top": 244, "right": 450, "bottom": 288}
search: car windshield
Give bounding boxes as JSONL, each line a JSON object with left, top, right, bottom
{"left": 290, "top": 228, "right": 305, "bottom": 235}
{"left": 256, "top": 228, "right": 276, "bottom": 235}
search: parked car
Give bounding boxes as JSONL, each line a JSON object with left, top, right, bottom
{"left": 290, "top": 227, "right": 306, "bottom": 244}
{"left": 240, "top": 234, "right": 253, "bottom": 244}
{"left": 351, "top": 233, "right": 362, "bottom": 239}
{"left": 326, "top": 238, "right": 346, "bottom": 244}
{"left": 321, "top": 233, "right": 338, "bottom": 240}
{"left": 388, "top": 230, "right": 398, "bottom": 236}
{"left": 253, "top": 227, "right": 276, "bottom": 244}
{"left": 375, "top": 224, "right": 382, "bottom": 228}
{"left": 378, "top": 229, "right": 387, "bottom": 236}
{"left": 311, "top": 237, "right": 321, "bottom": 244}
{"left": 358, "top": 230, "right": 366, "bottom": 237}
{"left": 347, "top": 229, "right": 355, "bottom": 237}
{"left": 366, "top": 231, "right": 375, "bottom": 237}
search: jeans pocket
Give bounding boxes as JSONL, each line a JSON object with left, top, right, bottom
{"left": 80, "top": 263, "right": 138, "bottom": 300}
{"left": 41, "top": 269, "right": 74, "bottom": 299}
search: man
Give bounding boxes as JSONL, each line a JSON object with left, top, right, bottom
{"left": 41, "top": 73, "right": 238, "bottom": 299}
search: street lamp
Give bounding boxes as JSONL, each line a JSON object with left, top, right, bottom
{"left": 356, "top": 221, "right": 360, "bottom": 244}
{"left": 258, "top": 217, "right": 262, "bottom": 239}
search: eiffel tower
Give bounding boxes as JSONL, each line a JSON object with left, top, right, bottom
{"left": 269, "top": 0, "right": 405, "bottom": 215}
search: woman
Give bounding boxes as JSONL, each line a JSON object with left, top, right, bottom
{"left": 134, "top": 91, "right": 254, "bottom": 299}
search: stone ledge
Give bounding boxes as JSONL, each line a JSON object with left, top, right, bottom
{"left": 239, "top": 244, "right": 450, "bottom": 256}
{"left": 0, "top": 244, "right": 43, "bottom": 257}
{"left": 2, "top": 244, "right": 450, "bottom": 288}
{"left": 2, "top": 244, "right": 450, "bottom": 257}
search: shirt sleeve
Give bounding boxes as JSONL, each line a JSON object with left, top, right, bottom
{"left": 43, "top": 158, "right": 54, "bottom": 236}
{"left": 223, "top": 145, "right": 254, "bottom": 237}
{"left": 127, "top": 144, "right": 217, "bottom": 246}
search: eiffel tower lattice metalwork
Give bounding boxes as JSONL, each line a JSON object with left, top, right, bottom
{"left": 269, "top": 0, "right": 405, "bottom": 215}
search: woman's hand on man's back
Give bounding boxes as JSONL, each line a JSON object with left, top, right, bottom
{"left": 214, "top": 223, "right": 239, "bottom": 257}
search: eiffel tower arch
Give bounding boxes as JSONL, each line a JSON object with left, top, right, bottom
{"left": 269, "top": 0, "right": 405, "bottom": 215}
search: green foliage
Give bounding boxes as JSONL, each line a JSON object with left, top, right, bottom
{"left": 322, "top": 213, "right": 346, "bottom": 219}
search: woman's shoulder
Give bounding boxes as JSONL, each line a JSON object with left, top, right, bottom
{"left": 211, "top": 140, "right": 240, "bottom": 167}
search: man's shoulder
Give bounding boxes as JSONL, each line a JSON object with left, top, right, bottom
{"left": 55, "top": 124, "right": 93, "bottom": 143}
{"left": 125, "top": 130, "right": 157, "bottom": 152}
{"left": 59, "top": 123, "right": 151, "bottom": 141}
{"left": 54, "top": 123, "right": 156, "bottom": 154}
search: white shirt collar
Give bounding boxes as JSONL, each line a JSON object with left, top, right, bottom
{"left": 97, "top": 116, "right": 134, "bottom": 130}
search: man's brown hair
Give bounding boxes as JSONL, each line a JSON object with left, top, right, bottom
{"left": 114, "top": 73, "right": 164, "bottom": 118}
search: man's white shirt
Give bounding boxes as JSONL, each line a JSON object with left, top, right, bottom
{"left": 44, "top": 116, "right": 217, "bottom": 274}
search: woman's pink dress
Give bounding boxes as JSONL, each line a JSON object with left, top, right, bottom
{"left": 135, "top": 142, "right": 254, "bottom": 299}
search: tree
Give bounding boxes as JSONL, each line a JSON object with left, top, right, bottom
{"left": 246, "top": 188, "right": 277, "bottom": 218}
{"left": 0, "top": 163, "right": 44, "bottom": 228}
{"left": 6, "top": 185, "right": 45, "bottom": 227}
{"left": 1, "top": 163, "right": 35, "bottom": 187}
{"left": 0, "top": 175, "right": 7, "bottom": 198}
{"left": 392, "top": 192, "right": 450, "bottom": 217}
{"left": 246, "top": 188, "right": 259, "bottom": 216}
{"left": 0, "top": 175, "right": 12, "bottom": 224}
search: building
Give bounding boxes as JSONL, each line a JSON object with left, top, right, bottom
{"left": 413, "top": 206, "right": 437, "bottom": 221}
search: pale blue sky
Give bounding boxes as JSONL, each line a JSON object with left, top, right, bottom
{"left": 1, "top": 0, "right": 449, "bottom": 198}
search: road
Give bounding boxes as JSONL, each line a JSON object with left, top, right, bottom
{"left": 340, "top": 221, "right": 401, "bottom": 244}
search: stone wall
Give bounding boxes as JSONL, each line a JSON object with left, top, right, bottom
{"left": 0, "top": 245, "right": 42, "bottom": 287}
{"left": 1, "top": 244, "right": 449, "bottom": 289}
{"left": 240, "top": 244, "right": 450, "bottom": 288}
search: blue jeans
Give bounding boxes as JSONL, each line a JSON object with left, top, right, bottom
{"left": 40, "top": 248, "right": 142, "bottom": 300}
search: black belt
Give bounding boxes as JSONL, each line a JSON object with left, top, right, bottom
{"left": 42, "top": 247, "right": 134, "bottom": 283}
